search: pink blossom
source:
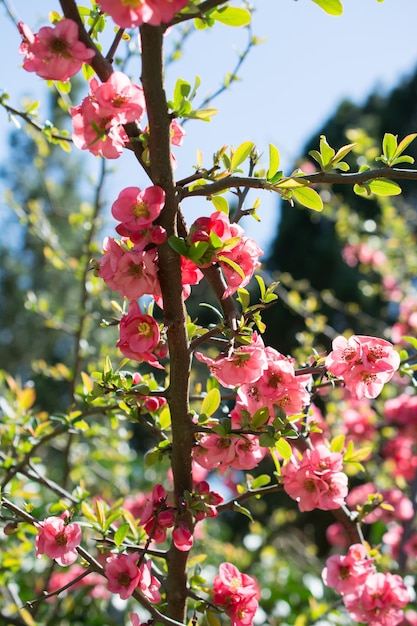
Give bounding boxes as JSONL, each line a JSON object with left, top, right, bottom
{"left": 322, "top": 543, "right": 375, "bottom": 595}
{"left": 220, "top": 233, "right": 264, "bottom": 298}
{"left": 172, "top": 522, "right": 193, "bottom": 551}
{"left": 117, "top": 301, "right": 162, "bottom": 368}
{"left": 139, "top": 484, "right": 175, "bottom": 544}
{"left": 70, "top": 73, "right": 145, "bottom": 159}
{"left": 91, "top": 73, "right": 145, "bottom": 124}
{"left": 282, "top": 444, "right": 348, "bottom": 512}
{"left": 325, "top": 334, "right": 400, "bottom": 399}
{"left": 98, "top": 237, "right": 161, "bottom": 300}
{"left": 237, "top": 346, "right": 310, "bottom": 418}
{"left": 99, "top": 0, "right": 189, "bottom": 27}
{"left": 170, "top": 119, "right": 186, "bottom": 146}
{"left": 195, "top": 332, "right": 267, "bottom": 389}
{"left": 137, "top": 560, "right": 162, "bottom": 603}
{"left": 194, "top": 431, "right": 266, "bottom": 474}
{"left": 35, "top": 511, "right": 82, "bottom": 566}
{"left": 47, "top": 564, "right": 109, "bottom": 600}
{"left": 19, "top": 19, "right": 95, "bottom": 81}
{"left": 213, "top": 562, "right": 260, "bottom": 626}
{"left": 343, "top": 572, "right": 410, "bottom": 626}
{"left": 105, "top": 552, "right": 140, "bottom": 600}
{"left": 71, "top": 97, "right": 128, "bottom": 159}
{"left": 111, "top": 186, "right": 165, "bottom": 236}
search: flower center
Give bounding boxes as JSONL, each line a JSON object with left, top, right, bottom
{"left": 55, "top": 531, "right": 68, "bottom": 547}
{"left": 133, "top": 201, "right": 149, "bottom": 219}
{"left": 118, "top": 572, "right": 132, "bottom": 588}
{"left": 49, "top": 37, "right": 70, "bottom": 56}
{"left": 138, "top": 321, "right": 153, "bottom": 337}
{"left": 128, "top": 262, "right": 143, "bottom": 277}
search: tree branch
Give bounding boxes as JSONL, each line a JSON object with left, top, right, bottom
{"left": 140, "top": 23, "right": 193, "bottom": 623}
{"left": 179, "top": 167, "right": 417, "bottom": 200}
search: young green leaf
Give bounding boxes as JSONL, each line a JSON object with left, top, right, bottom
{"left": 267, "top": 143, "right": 281, "bottom": 180}
{"left": 211, "top": 195, "right": 229, "bottom": 214}
{"left": 292, "top": 186, "right": 323, "bottom": 211}
{"left": 311, "top": 0, "right": 343, "bottom": 15}
{"left": 230, "top": 141, "right": 255, "bottom": 170}
{"left": 354, "top": 178, "right": 402, "bottom": 197}
{"left": 212, "top": 6, "right": 252, "bottom": 27}
{"left": 200, "top": 388, "right": 221, "bottom": 417}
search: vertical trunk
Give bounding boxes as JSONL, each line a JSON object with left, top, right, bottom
{"left": 140, "top": 25, "right": 194, "bottom": 623}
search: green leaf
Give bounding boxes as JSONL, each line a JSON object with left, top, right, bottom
{"left": 114, "top": 522, "right": 130, "bottom": 547}
{"left": 230, "top": 141, "right": 254, "bottom": 170}
{"left": 212, "top": 6, "right": 252, "bottom": 27}
{"left": 232, "top": 501, "right": 254, "bottom": 520}
{"left": 319, "top": 135, "right": 335, "bottom": 166}
{"left": 250, "top": 474, "right": 271, "bottom": 489}
{"left": 217, "top": 255, "right": 245, "bottom": 279}
{"left": 267, "top": 143, "right": 281, "bottom": 180}
{"left": 354, "top": 178, "right": 402, "bottom": 197}
{"left": 168, "top": 235, "right": 188, "bottom": 256}
{"left": 311, "top": 0, "right": 343, "bottom": 15}
{"left": 211, "top": 195, "right": 229, "bottom": 214}
{"left": 395, "top": 132, "right": 417, "bottom": 157}
{"left": 187, "top": 108, "right": 217, "bottom": 121}
{"left": 274, "top": 437, "right": 293, "bottom": 460}
{"left": 200, "top": 388, "right": 221, "bottom": 417}
{"left": 382, "top": 133, "right": 397, "bottom": 160}
{"left": 251, "top": 407, "right": 270, "bottom": 428}
{"left": 292, "top": 186, "right": 323, "bottom": 211}
{"left": 259, "top": 432, "right": 276, "bottom": 448}
{"left": 330, "top": 433, "right": 345, "bottom": 453}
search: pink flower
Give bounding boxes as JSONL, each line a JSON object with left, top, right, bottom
{"left": 117, "top": 301, "right": 162, "bottom": 368}
{"left": 70, "top": 72, "right": 145, "bottom": 159}
{"left": 195, "top": 332, "right": 267, "bottom": 389}
{"left": 237, "top": 346, "right": 310, "bottom": 418}
{"left": 90, "top": 73, "right": 146, "bottom": 125}
{"left": 213, "top": 562, "right": 260, "bottom": 626}
{"left": 194, "top": 431, "right": 266, "bottom": 474}
{"left": 343, "top": 572, "right": 410, "bottom": 626}
{"left": 47, "top": 564, "right": 109, "bottom": 600}
{"left": 172, "top": 522, "right": 193, "bottom": 552}
{"left": 325, "top": 335, "right": 400, "bottom": 399}
{"left": 137, "top": 560, "right": 161, "bottom": 603}
{"left": 35, "top": 511, "right": 82, "bottom": 566}
{"left": 322, "top": 543, "right": 375, "bottom": 595}
{"left": 98, "top": 237, "right": 161, "bottom": 300}
{"left": 220, "top": 232, "right": 263, "bottom": 298}
{"left": 71, "top": 97, "right": 128, "bottom": 159}
{"left": 98, "top": 0, "right": 190, "bottom": 27}
{"left": 19, "top": 19, "right": 95, "bottom": 81}
{"left": 282, "top": 444, "right": 348, "bottom": 512}
{"left": 139, "top": 484, "right": 175, "bottom": 544}
{"left": 105, "top": 552, "right": 140, "bottom": 600}
{"left": 111, "top": 186, "right": 165, "bottom": 236}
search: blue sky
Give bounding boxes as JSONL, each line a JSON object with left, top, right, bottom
{"left": 2, "top": 0, "right": 417, "bottom": 253}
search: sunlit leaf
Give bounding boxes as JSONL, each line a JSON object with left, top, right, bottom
{"left": 292, "top": 186, "right": 323, "bottom": 211}
{"left": 311, "top": 0, "right": 343, "bottom": 15}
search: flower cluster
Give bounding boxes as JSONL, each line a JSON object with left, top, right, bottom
{"left": 19, "top": 19, "right": 95, "bottom": 81}
{"left": 70, "top": 72, "right": 146, "bottom": 158}
{"left": 281, "top": 444, "right": 348, "bottom": 512}
{"left": 35, "top": 511, "right": 82, "bottom": 567}
{"left": 188, "top": 211, "right": 263, "bottom": 298}
{"left": 323, "top": 544, "right": 410, "bottom": 626}
{"left": 212, "top": 562, "right": 260, "bottom": 626}
{"left": 325, "top": 334, "right": 400, "bottom": 399}
{"left": 98, "top": 0, "right": 190, "bottom": 27}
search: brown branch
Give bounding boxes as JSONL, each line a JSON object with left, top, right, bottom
{"left": 170, "top": 0, "right": 229, "bottom": 26}
{"left": 140, "top": 23, "right": 193, "bottom": 624}
{"left": 179, "top": 167, "right": 417, "bottom": 200}
{"left": 0, "top": 99, "right": 73, "bottom": 143}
